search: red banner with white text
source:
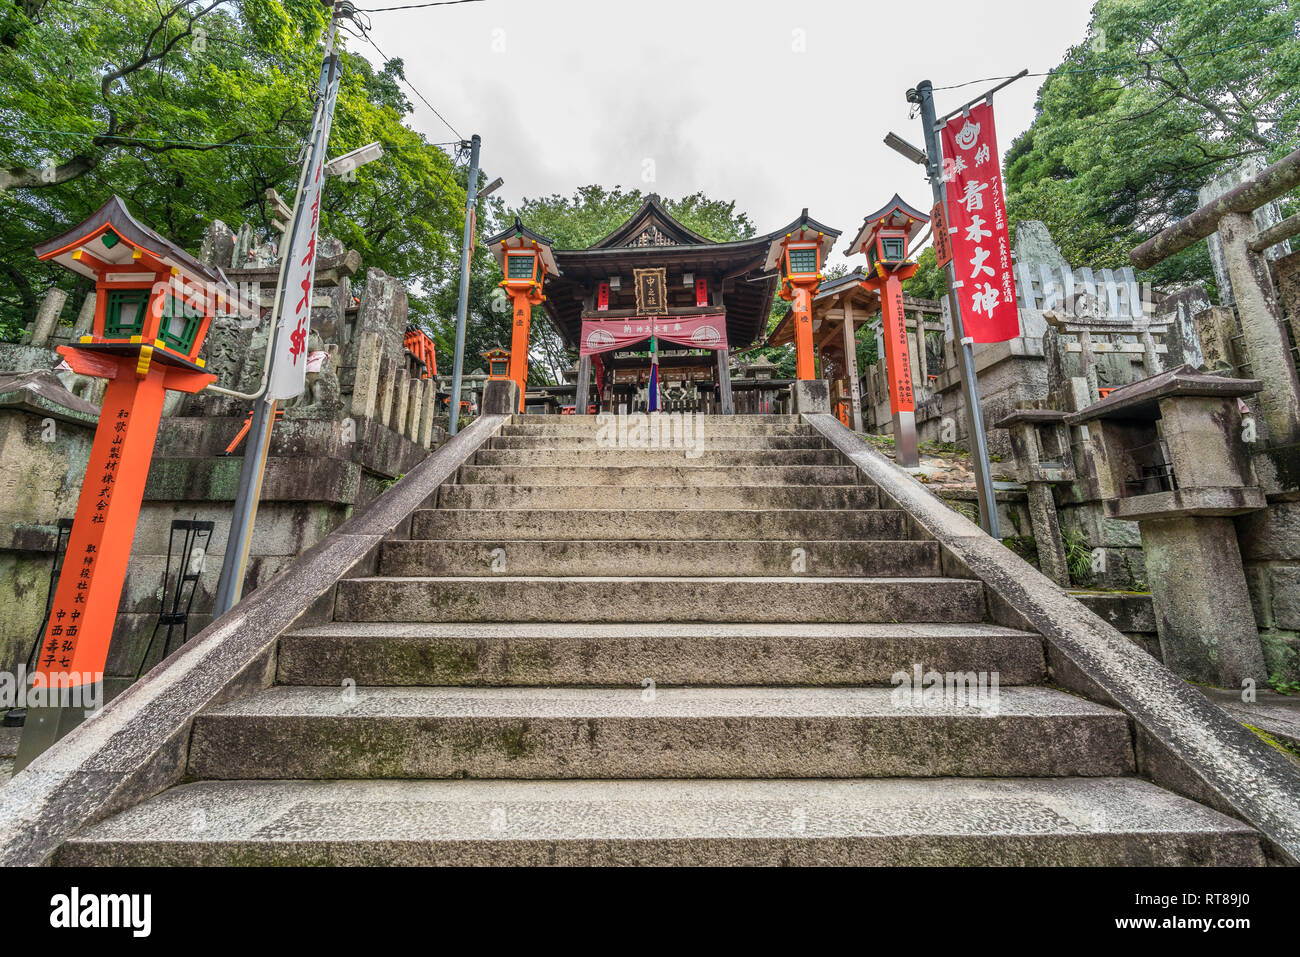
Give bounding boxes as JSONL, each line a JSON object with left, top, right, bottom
{"left": 580, "top": 314, "right": 728, "bottom": 356}
{"left": 940, "top": 101, "right": 1019, "bottom": 343}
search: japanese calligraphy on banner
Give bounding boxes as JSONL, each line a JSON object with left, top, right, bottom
{"left": 580, "top": 314, "right": 728, "bottom": 356}
{"left": 269, "top": 56, "right": 342, "bottom": 400}
{"left": 941, "top": 101, "right": 1020, "bottom": 343}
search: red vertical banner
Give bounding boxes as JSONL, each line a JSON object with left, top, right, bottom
{"left": 941, "top": 101, "right": 1019, "bottom": 343}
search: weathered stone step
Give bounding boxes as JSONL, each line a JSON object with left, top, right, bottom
{"left": 184, "top": 685, "right": 1133, "bottom": 780}
{"left": 512, "top": 413, "right": 802, "bottom": 427}
{"left": 58, "top": 777, "right": 1263, "bottom": 866}
{"left": 411, "top": 508, "right": 906, "bottom": 541}
{"left": 276, "top": 621, "right": 1044, "bottom": 686}
{"left": 499, "top": 422, "right": 818, "bottom": 438}
{"left": 473, "top": 449, "right": 843, "bottom": 467}
{"left": 485, "top": 435, "right": 830, "bottom": 451}
{"left": 436, "top": 484, "right": 879, "bottom": 511}
{"left": 377, "top": 538, "right": 938, "bottom": 579}
{"left": 456, "top": 464, "right": 863, "bottom": 486}
{"left": 333, "top": 576, "right": 986, "bottom": 623}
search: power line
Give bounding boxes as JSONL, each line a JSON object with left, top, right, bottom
{"left": 932, "top": 28, "right": 1295, "bottom": 91}
{"left": 358, "top": 0, "right": 485, "bottom": 10}
{"left": 357, "top": 27, "right": 464, "bottom": 141}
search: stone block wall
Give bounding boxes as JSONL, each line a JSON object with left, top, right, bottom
{"left": 1236, "top": 493, "right": 1300, "bottom": 683}
{"left": 0, "top": 375, "right": 98, "bottom": 677}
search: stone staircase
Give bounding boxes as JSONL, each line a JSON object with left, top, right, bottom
{"left": 58, "top": 414, "right": 1264, "bottom": 865}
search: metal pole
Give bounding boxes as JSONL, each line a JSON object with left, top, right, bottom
{"left": 448, "top": 134, "right": 481, "bottom": 435}
{"left": 213, "top": 11, "right": 343, "bottom": 615}
{"left": 910, "top": 79, "right": 1001, "bottom": 538}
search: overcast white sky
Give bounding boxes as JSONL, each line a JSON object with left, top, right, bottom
{"left": 359, "top": 0, "right": 1097, "bottom": 266}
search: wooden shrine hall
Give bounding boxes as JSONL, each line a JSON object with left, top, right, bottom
{"left": 486, "top": 195, "right": 840, "bottom": 413}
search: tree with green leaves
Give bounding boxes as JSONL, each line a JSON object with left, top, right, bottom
{"left": 1003, "top": 0, "right": 1300, "bottom": 289}
{"left": 0, "top": 0, "right": 464, "bottom": 339}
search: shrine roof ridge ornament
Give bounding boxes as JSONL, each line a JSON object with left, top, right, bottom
{"left": 588, "top": 193, "right": 714, "bottom": 249}
{"left": 33, "top": 195, "right": 254, "bottom": 315}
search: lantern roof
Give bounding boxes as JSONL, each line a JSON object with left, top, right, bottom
{"left": 33, "top": 195, "right": 254, "bottom": 315}
{"left": 1065, "top": 364, "right": 1262, "bottom": 426}
{"left": 480, "top": 344, "right": 511, "bottom": 359}
{"left": 486, "top": 217, "right": 559, "bottom": 277}
{"left": 848, "top": 194, "right": 931, "bottom": 252}
{"left": 761, "top": 209, "right": 841, "bottom": 273}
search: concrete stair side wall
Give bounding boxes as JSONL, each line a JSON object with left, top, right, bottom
{"left": 804, "top": 412, "right": 1300, "bottom": 864}
{"left": 0, "top": 414, "right": 510, "bottom": 866}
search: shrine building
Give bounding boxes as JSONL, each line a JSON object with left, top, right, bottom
{"left": 486, "top": 194, "right": 843, "bottom": 414}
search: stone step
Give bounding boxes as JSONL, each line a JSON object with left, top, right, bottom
{"left": 333, "top": 576, "right": 986, "bottom": 624}
{"left": 485, "top": 435, "right": 830, "bottom": 451}
{"left": 455, "top": 465, "right": 864, "bottom": 486}
{"left": 499, "top": 422, "right": 818, "bottom": 438}
{"left": 184, "top": 685, "right": 1133, "bottom": 780}
{"left": 377, "top": 538, "right": 939, "bottom": 579}
{"left": 58, "top": 776, "right": 1264, "bottom": 866}
{"left": 512, "top": 413, "right": 802, "bottom": 427}
{"left": 410, "top": 508, "right": 907, "bottom": 541}
{"left": 472, "top": 449, "right": 843, "bottom": 467}
{"left": 436, "top": 484, "right": 879, "bottom": 511}
{"left": 276, "top": 621, "right": 1045, "bottom": 686}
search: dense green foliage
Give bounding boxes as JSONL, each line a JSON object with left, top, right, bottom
{"left": 0, "top": 0, "right": 464, "bottom": 339}
{"left": 1003, "top": 0, "right": 1300, "bottom": 288}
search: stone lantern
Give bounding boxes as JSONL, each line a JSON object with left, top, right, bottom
{"left": 994, "top": 408, "right": 1075, "bottom": 586}
{"left": 1066, "top": 364, "right": 1268, "bottom": 686}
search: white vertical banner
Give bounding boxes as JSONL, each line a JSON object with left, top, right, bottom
{"left": 269, "top": 55, "right": 342, "bottom": 400}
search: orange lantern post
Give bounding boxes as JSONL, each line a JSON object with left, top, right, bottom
{"left": 486, "top": 218, "right": 557, "bottom": 412}
{"left": 16, "top": 197, "right": 254, "bottom": 766}
{"left": 764, "top": 211, "right": 840, "bottom": 381}
{"left": 850, "top": 194, "right": 930, "bottom": 468}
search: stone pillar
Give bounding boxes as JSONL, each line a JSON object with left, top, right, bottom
{"left": 1026, "top": 482, "right": 1069, "bottom": 586}
{"left": 406, "top": 379, "right": 424, "bottom": 441}
{"left": 199, "top": 220, "right": 236, "bottom": 270}
{"left": 842, "top": 300, "right": 864, "bottom": 432}
{"left": 30, "top": 288, "right": 68, "bottom": 347}
{"left": 420, "top": 380, "right": 437, "bottom": 447}
{"left": 72, "top": 292, "right": 97, "bottom": 337}
{"left": 392, "top": 372, "right": 410, "bottom": 434}
{"left": 1218, "top": 211, "right": 1300, "bottom": 444}
{"left": 1139, "top": 516, "right": 1266, "bottom": 686}
{"left": 1193, "top": 307, "right": 1239, "bottom": 375}
{"left": 791, "top": 379, "right": 830, "bottom": 414}
{"left": 575, "top": 354, "right": 591, "bottom": 415}
{"left": 350, "top": 332, "right": 382, "bottom": 419}
{"left": 377, "top": 356, "right": 397, "bottom": 428}
{"left": 716, "top": 349, "right": 734, "bottom": 415}
{"left": 482, "top": 379, "right": 520, "bottom": 415}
